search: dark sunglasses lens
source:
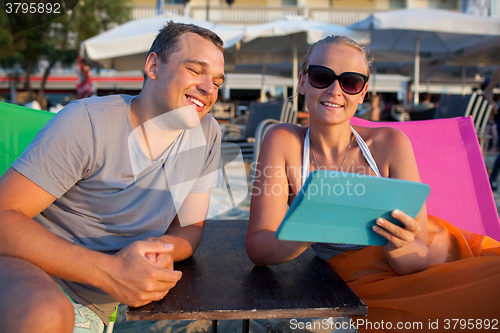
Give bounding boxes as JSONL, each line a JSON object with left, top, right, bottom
{"left": 309, "top": 67, "right": 334, "bottom": 89}
{"left": 340, "top": 74, "right": 365, "bottom": 94}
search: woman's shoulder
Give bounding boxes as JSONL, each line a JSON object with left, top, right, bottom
{"left": 265, "top": 123, "right": 306, "bottom": 144}
{"left": 259, "top": 123, "right": 306, "bottom": 160}
{"left": 353, "top": 125, "right": 411, "bottom": 150}
{"left": 353, "top": 125, "right": 416, "bottom": 176}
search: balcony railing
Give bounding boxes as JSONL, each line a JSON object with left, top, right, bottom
{"left": 191, "top": 6, "right": 304, "bottom": 24}
{"left": 308, "top": 8, "right": 374, "bottom": 25}
{"left": 132, "top": 5, "right": 375, "bottom": 25}
{"left": 132, "top": 5, "right": 184, "bottom": 20}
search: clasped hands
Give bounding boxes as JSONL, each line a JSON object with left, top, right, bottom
{"left": 101, "top": 237, "right": 182, "bottom": 308}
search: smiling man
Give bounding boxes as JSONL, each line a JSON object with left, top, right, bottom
{"left": 0, "top": 22, "right": 224, "bottom": 333}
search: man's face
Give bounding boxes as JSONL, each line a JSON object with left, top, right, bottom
{"left": 147, "top": 32, "right": 225, "bottom": 120}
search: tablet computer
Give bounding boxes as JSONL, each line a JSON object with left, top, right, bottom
{"left": 275, "top": 170, "right": 430, "bottom": 246}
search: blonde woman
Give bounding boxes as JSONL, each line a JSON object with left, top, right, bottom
{"left": 246, "top": 35, "right": 500, "bottom": 332}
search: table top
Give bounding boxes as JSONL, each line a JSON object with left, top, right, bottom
{"left": 127, "top": 219, "right": 367, "bottom": 321}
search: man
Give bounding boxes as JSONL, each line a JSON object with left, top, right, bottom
{"left": 0, "top": 21, "right": 225, "bottom": 333}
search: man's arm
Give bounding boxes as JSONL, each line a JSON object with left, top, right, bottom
{"left": 158, "top": 191, "right": 210, "bottom": 262}
{"left": 0, "top": 168, "right": 181, "bottom": 307}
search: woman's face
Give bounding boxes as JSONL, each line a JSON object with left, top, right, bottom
{"left": 299, "top": 43, "right": 369, "bottom": 126}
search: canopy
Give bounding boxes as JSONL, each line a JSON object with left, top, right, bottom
{"left": 235, "top": 16, "right": 370, "bottom": 63}
{"left": 82, "top": 14, "right": 244, "bottom": 71}
{"left": 447, "top": 36, "right": 500, "bottom": 66}
{"left": 349, "top": 8, "right": 500, "bottom": 104}
{"left": 229, "top": 16, "right": 370, "bottom": 109}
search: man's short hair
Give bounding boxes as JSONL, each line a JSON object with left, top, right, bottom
{"left": 143, "top": 21, "right": 224, "bottom": 80}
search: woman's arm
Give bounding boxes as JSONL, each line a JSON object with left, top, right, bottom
{"left": 246, "top": 125, "right": 312, "bottom": 266}
{"left": 372, "top": 128, "right": 430, "bottom": 275}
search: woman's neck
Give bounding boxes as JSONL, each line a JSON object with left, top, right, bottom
{"left": 308, "top": 122, "right": 353, "bottom": 156}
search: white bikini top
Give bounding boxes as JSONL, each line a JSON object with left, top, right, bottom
{"left": 303, "top": 126, "right": 381, "bottom": 260}
{"left": 302, "top": 126, "right": 381, "bottom": 187}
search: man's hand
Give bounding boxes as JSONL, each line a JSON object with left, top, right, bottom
{"left": 144, "top": 237, "right": 175, "bottom": 269}
{"left": 100, "top": 240, "right": 182, "bottom": 307}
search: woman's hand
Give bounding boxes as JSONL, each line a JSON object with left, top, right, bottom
{"left": 372, "top": 209, "right": 429, "bottom": 275}
{"left": 372, "top": 209, "right": 421, "bottom": 251}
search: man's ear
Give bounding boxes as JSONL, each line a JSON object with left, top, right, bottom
{"left": 144, "top": 52, "right": 160, "bottom": 80}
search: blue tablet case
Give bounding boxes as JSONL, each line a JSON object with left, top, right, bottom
{"left": 275, "top": 170, "right": 431, "bottom": 246}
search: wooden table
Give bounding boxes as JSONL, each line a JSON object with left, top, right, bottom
{"left": 127, "top": 219, "right": 367, "bottom": 332}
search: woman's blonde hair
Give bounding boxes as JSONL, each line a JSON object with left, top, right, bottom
{"left": 301, "top": 35, "right": 373, "bottom": 77}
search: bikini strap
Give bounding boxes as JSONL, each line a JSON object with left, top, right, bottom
{"left": 350, "top": 126, "right": 381, "bottom": 177}
{"left": 302, "top": 126, "right": 381, "bottom": 188}
{"left": 302, "top": 129, "right": 311, "bottom": 187}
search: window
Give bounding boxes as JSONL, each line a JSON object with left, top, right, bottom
{"left": 389, "top": 0, "right": 404, "bottom": 8}
{"left": 282, "top": 0, "right": 298, "bottom": 6}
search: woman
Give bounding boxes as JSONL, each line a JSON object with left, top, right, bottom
{"left": 246, "top": 36, "right": 500, "bottom": 332}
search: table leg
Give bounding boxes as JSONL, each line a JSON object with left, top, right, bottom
{"left": 242, "top": 319, "right": 250, "bottom": 333}
{"left": 212, "top": 319, "right": 217, "bottom": 333}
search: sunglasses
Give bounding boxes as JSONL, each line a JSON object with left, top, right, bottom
{"left": 306, "top": 65, "right": 368, "bottom": 95}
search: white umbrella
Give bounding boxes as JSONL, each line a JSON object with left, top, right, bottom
{"left": 447, "top": 35, "right": 500, "bottom": 66}
{"left": 82, "top": 14, "right": 245, "bottom": 71}
{"left": 229, "top": 16, "right": 370, "bottom": 110}
{"left": 349, "top": 8, "right": 500, "bottom": 104}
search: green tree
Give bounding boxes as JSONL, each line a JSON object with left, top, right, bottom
{"left": 0, "top": 0, "right": 132, "bottom": 107}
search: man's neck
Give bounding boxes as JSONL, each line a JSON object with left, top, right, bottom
{"left": 130, "top": 93, "right": 184, "bottom": 161}
{"left": 130, "top": 93, "right": 148, "bottom": 129}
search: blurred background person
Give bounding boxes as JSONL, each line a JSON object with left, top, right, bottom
{"left": 76, "top": 57, "right": 94, "bottom": 99}
{"left": 484, "top": 67, "right": 500, "bottom": 190}
{"left": 370, "top": 93, "right": 381, "bottom": 121}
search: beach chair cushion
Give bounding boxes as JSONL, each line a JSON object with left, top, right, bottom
{"left": 244, "top": 100, "right": 286, "bottom": 139}
{"left": 434, "top": 94, "right": 472, "bottom": 119}
{"left": 0, "top": 102, "right": 55, "bottom": 176}
{"left": 350, "top": 116, "right": 500, "bottom": 241}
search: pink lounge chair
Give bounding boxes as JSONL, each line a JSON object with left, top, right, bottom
{"left": 350, "top": 116, "right": 500, "bottom": 241}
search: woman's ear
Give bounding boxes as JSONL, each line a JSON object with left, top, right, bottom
{"left": 144, "top": 52, "right": 160, "bottom": 80}
{"left": 358, "top": 82, "right": 369, "bottom": 104}
{"left": 298, "top": 72, "right": 307, "bottom": 95}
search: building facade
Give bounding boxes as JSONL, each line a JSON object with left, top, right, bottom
{"left": 130, "top": 0, "right": 473, "bottom": 25}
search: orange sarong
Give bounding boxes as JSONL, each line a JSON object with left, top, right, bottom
{"left": 327, "top": 215, "right": 500, "bottom": 333}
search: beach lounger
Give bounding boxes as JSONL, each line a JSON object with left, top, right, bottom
{"left": 351, "top": 116, "right": 500, "bottom": 240}
{"left": 221, "top": 99, "right": 296, "bottom": 162}
{"left": 250, "top": 114, "right": 500, "bottom": 239}
{"left": 0, "top": 102, "right": 119, "bottom": 330}
{"left": 464, "top": 93, "right": 494, "bottom": 152}
{"left": 0, "top": 101, "right": 54, "bottom": 176}
{"left": 434, "top": 93, "right": 472, "bottom": 119}
{"left": 435, "top": 92, "right": 494, "bottom": 152}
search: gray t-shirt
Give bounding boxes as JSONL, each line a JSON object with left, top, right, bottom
{"left": 12, "top": 94, "right": 221, "bottom": 322}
